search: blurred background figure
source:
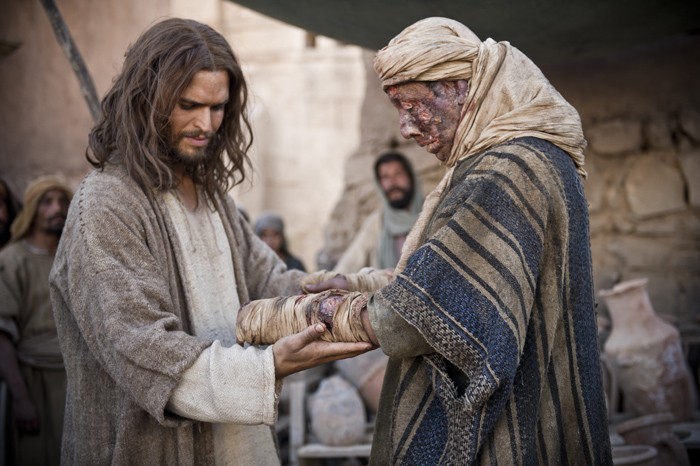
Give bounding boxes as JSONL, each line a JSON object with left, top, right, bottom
{"left": 254, "top": 212, "right": 306, "bottom": 271}
{"left": 0, "top": 176, "right": 72, "bottom": 466}
{"left": 0, "top": 179, "right": 21, "bottom": 251}
{"left": 335, "top": 151, "right": 423, "bottom": 274}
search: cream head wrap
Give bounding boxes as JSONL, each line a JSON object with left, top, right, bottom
{"left": 374, "top": 17, "right": 587, "bottom": 273}
{"left": 374, "top": 17, "right": 586, "bottom": 174}
{"left": 10, "top": 176, "right": 73, "bottom": 242}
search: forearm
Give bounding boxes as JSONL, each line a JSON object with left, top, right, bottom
{"left": 167, "top": 342, "right": 280, "bottom": 426}
{"left": 367, "top": 294, "right": 433, "bottom": 358}
{"left": 0, "top": 332, "right": 32, "bottom": 403}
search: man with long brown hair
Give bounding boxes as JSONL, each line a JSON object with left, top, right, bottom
{"left": 48, "top": 18, "right": 371, "bottom": 465}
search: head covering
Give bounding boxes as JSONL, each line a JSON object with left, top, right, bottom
{"left": 374, "top": 17, "right": 587, "bottom": 274}
{"left": 254, "top": 212, "right": 284, "bottom": 236}
{"left": 254, "top": 212, "right": 290, "bottom": 255}
{"left": 10, "top": 176, "right": 73, "bottom": 242}
{"left": 374, "top": 17, "right": 586, "bottom": 175}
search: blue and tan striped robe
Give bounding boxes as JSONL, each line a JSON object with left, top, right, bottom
{"left": 367, "top": 137, "right": 611, "bottom": 465}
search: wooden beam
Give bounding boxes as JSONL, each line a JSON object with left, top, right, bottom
{"left": 38, "top": 0, "right": 101, "bottom": 123}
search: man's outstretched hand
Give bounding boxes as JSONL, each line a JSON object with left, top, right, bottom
{"left": 302, "top": 275, "right": 349, "bottom": 293}
{"left": 272, "top": 323, "right": 373, "bottom": 379}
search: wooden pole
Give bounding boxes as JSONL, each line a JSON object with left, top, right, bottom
{"left": 38, "top": 0, "right": 101, "bottom": 123}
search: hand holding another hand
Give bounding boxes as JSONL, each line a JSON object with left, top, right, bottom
{"left": 272, "top": 324, "right": 373, "bottom": 379}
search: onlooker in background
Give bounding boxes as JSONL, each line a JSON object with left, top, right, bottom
{"left": 0, "top": 178, "right": 21, "bottom": 250}
{"left": 255, "top": 212, "right": 307, "bottom": 271}
{"left": 334, "top": 151, "right": 423, "bottom": 273}
{"left": 0, "top": 176, "right": 72, "bottom": 466}
{"left": 332, "top": 151, "right": 425, "bottom": 419}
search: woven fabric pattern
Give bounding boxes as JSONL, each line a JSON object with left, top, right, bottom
{"left": 370, "top": 138, "right": 611, "bottom": 465}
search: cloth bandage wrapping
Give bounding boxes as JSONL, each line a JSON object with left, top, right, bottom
{"left": 300, "top": 268, "right": 393, "bottom": 293}
{"left": 236, "top": 289, "right": 371, "bottom": 345}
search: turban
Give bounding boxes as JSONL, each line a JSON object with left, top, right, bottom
{"left": 10, "top": 176, "right": 73, "bottom": 242}
{"left": 374, "top": 17, "right": 588, "bottom": 274}
{"left": 374, "top": 17, "right": 586, "bottom": 175}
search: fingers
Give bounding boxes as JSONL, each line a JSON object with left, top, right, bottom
{"left": 273, "top": 326, "right": 374, "bottom": 379}
{"left": 303, "top": 275, "right": 349, "bottom": 293}
{"left": 317, "top": 342, "right": 374, "bottom": 362}
{"left": 295, "top": 323, "right": 327, "bottom": 346}
{"left": 302, "top": 281, "right": 325, "bottom": 293}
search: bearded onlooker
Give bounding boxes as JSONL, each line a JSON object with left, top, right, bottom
{"left": 335, "top": 151, "right": 423, "bottom": 273}
{"left": 0, "top": 176, "right": 72, "bottom": 466}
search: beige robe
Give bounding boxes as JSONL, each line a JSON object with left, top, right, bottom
{"left": 50, "top": 163, "right": 305, "bottom": 465}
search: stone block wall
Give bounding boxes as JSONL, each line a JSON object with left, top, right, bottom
{"left": 583, "top": 109, "right": 700, "bottom": 323}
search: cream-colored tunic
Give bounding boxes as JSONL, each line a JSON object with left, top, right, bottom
{"left": 164, "top": 192, "right": 280, "bottom": 466}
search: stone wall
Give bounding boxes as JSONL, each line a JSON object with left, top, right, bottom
{"left": 0, "top": 0, "right": 170, "bottom": 193}
{"left": 321, "top": 36, "right": 700, "bottom": 323}
{"left": 221, "top": 4, "right": 366, "bottom": 270}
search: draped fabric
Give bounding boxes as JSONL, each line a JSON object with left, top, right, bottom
{"left": 373, "top": 17, "right": 586, "bottom": 174}
{"left": 373, "top": 16, "right": 587, "bottom": 279}
{"left": 368, "top": 138, "right": 611, "bottom": 465}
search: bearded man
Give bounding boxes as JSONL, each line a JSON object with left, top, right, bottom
{"left": 301, "top": 17, "right": 612, "bottom": 465}
{"left": 335, "top": 151, "right": 423, "bottom": 274}
{"left": 48, "top": 18, "right": 371, "bottom": 465}
{"left": 0, "top": 176, "right": 72, "bottom": 466}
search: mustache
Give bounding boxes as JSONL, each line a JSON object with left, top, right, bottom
{"left": 178, "top": 130, "right": 215, "bottom": 140}
{"left": 386, "top": 187, "right": 410, "bottom": 196}
{"left": 48, "top": 213, "right": 67, "bottom": 222}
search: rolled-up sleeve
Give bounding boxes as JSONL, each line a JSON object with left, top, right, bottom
{"left": 167, "top": 342, "right": 281, "bottom": 426}
{"left": 368, "top": 293, "right": 433, "bottom": 359}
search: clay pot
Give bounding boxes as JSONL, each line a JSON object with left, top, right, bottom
{"left": 309, "top": 375, "right": 366, "bottom": 446}
{"left": 335, "top": 349, "right": 388, "bottom": 414}
{"left": 611, "top": 445, "right": 657, "bottom": 466}
{"left": 601, "top": 278, "right": 697, "bottom": 421}
{"left": 616, "top": 412, "right": 690, "bottom": 466}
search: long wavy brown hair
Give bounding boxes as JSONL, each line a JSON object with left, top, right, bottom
{"left": 86, "top": 18, "right": 253, "bottom": 201}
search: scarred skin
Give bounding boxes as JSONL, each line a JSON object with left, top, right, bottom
{"left": 386, "top": 80, "right": 469, "bottom": 162}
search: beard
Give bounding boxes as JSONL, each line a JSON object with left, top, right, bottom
{"left": 45, "top": 215, "right": 66, "bottom": 237}
{"left": 168, "top": 130, "right": 217, "bottom": 170}
{"left": 386, "top": 186, "right": 413, "bottom": 210}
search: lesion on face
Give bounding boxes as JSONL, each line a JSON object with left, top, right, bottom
{"left": 386, "top": 81, "right": 464, "bottom": 162}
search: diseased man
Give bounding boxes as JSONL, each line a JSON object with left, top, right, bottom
{"left": 268, "top": 17, "right": 612, "bottom": 465}
{"left": 48, "top": 18, "right": 371, "bottom": 465}
{"left": 0, "top": 176, "right": 72, "bottom": 466}
{"left": 335, "top": 151, "right": 423, "bottom": 274}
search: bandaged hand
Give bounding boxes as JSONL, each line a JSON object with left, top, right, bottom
{"left": 236, "top": 289, "right": 372, "bottom": 345}
{"left": 301, "top": 267, "right": 393, "bottom": 294}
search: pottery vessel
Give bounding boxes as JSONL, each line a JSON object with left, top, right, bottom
{"left": 611, "top": 445, "right": 657, "bottom": 466}
{"left": 601, "top": 278, "right": 697, "bottom": 421}
{"left": 616, "top": 412, "right": 690, "bottom": 466}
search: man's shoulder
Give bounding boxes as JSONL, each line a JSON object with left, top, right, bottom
{"left": 76, "top": 165, "right": 150, "bottom": 210}
{"left": 80, "top": 164, "right": 137, "bottom": 194}
{"left": 0, "top": 241, "right": 28, "bottom": 265}
{"left": 459, "top": 137, "right": 561, "bottom": 179}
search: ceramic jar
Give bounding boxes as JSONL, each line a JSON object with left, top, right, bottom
{"left": 601, "top": 278, "right": 697, "bottom": 422}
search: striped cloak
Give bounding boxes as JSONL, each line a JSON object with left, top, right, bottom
{"left": 368, "top": 137, "right": 611, "bottom": 465}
